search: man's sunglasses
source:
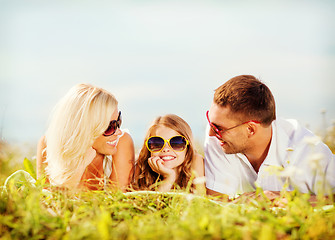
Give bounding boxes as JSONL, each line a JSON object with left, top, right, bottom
{"left": 146, "top": 135, "right": 189, "bottom": 153}
{"left": 103, "top": 111, "right": 122, "bottom": 136}
{"left": 206, "top": 110, "right": 260, "bottom": 139}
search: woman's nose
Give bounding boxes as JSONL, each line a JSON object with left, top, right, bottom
{"left": 114, "top": 128, "right": 122, "bottom": 136}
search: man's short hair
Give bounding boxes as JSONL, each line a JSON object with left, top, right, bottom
{"left": 214, "top": 75, "right": 276, "bottom": 125}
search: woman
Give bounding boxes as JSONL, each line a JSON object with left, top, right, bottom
{"left": 133, "top": 114, "right": 204, "bottom": 192}
{"left": 36, "top": 83, "right": 134, "bottom": 192}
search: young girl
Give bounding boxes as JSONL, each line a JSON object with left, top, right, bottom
{"left": 36, "top": 83, "right": 135, "bottom": 192}
{"left": 133, "top": 114, "right": 204, "bottom": 192}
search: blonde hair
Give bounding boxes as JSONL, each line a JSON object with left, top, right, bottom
{"left": 134, "top": 114, "right": 196, "bottom": 190}
{"left": 45, "top": 83, "right": 118, "bottom": 186}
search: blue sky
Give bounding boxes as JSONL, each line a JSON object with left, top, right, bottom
{"left": 1, "top": 0, "right": 334, "bottom": 148}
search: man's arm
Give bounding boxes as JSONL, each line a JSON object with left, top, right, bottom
{"left": 234, "top": 190, "right": 334, "bottom": 207}
{"left": 206, "top": 187, "right": 230, "bottom": 201}
{"left": 206, "top": 187, "right": 222, "bottom": 196}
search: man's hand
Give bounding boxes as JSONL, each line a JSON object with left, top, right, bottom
{"left": 234, "top": 190, "right": 287, "bottom": 207}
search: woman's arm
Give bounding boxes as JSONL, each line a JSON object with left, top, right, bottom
{"left": 191, "top": 153, "right": 205, "bottom": 178}
{"left": 36, "top": 136, "right": 47, "bottom": 179}
{"left": 110, "top": 132, "right": 135, "bottom": 192}
{"left": 191, "top": 153, "right": 206, "bottom": 192}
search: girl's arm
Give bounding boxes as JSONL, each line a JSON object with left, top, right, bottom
{"left": 147, "top": 156, "right": 177, "bottom": 192}
{"left": 157, "top": 174, "right": 176, "bottom": 192}
{"left": 36, "top": 136, "right": 47, "bottom": 179}
{"left": 110, "top": 132, "right": 135, "bottom": 192}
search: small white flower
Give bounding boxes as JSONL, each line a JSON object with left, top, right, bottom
{"left": 304, "top": 136, "right": 321, "bottom": 146}
{"left": 308, "top": 153, "right": 324, "bottom": 170}
{"left": 193, "top": 176, "right": 206, "bottom": 185}
{"left": 264, "top": 165, "right": 284, "bottom": 176}
{"left": 185, "top": 194, "right": 195, "bottom": 202}
{"left": 280, "top": 166, "right": 303, "bottom": 178}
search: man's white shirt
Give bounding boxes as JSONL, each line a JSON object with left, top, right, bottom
{"left": 204, "top": 118, "right": 335, "bottom": 197}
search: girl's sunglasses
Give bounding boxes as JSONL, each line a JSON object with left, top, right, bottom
{"left": 146, "top": 135, "right": 189, "bottom": 153}
{"left": 103, "top": 111, "right": 122, "bottom": 136}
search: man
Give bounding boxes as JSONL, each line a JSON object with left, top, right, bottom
{"left": 204, "top": 75, "right": 335, "bottom": 199}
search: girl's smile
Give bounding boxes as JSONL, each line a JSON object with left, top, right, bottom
{"left": 151, "top": 126, "right": 186, "bottom": 170}
{"left": 160, "top": 155, "right": 176, "bottom": 161}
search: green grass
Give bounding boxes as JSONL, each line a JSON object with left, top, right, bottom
{"left": 0, "top": 125, "right": 334, "bottom": 240}
{"left": 1, "top": 181, "right": 334, "bottom": 240}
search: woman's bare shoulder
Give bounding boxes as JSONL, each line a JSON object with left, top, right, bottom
{"left": 37, "top": 135, "right": 47, "bottom": 148}
{"left": 113, "top": 131, "right": 135, "bottom": 158}
{"left": 36, "top": 135, "right": 47, "bottom": 178}
{"left": 37, "top": 135, "right": 47, "bottom": 159}
{"left": 120, "top": 132, "right": 133, "bottom": 144}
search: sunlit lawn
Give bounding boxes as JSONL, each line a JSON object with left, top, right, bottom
{"left": 0, "top": 125, "right": 334, "bottom": 239}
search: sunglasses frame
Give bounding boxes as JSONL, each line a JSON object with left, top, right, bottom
{"left": 103, "top": 111, "right": 122, "bottom": 136}
{"left": 206, "top": 110, "right": 260, "bottom": 139}
{"left": 145, "top": 135, "right": 189, "bottom": 153}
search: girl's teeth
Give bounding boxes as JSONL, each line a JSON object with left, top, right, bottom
{"left": 161, "top": 156, "right": 175, "bottom": 161}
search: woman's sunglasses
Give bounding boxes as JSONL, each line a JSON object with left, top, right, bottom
{"left": 146, "top": 135, "right": 189, "bottom": 153}
{"left": 103, "top": 111, "right": 122, "bottom": 136}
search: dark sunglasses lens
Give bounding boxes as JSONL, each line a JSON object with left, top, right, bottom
{"left": 209, "top": 124, "right": 221, "bottom": 138}
{"left": 103, "top": 112, "right": 122, "bottom": 136}
{"left": 170, "top": 136, "right": 187, "bottom": 151}
{"left": 147, "top": 137, "right": 165, "bottom": 152}
{"left": 118, "top": 111, "right": 122, "bottom": 126}
{"left": 104, "top": 121, "right": 117, "bottom": 136}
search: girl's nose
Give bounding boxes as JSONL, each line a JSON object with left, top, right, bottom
{"left": 161, "top": 143, "right": 172, "bottom": 152}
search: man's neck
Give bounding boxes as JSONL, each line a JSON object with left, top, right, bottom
{"left": 245, "top": 125, "right": 273, "bottom": 173}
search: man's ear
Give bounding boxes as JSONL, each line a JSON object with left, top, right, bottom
{"left": 247, "top": 122, "right": 257, "bottom": 136}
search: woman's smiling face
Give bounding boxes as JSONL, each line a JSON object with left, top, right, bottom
{"left": 150, "top": 126, "right": 187, "bottom": 170}
{"left": 92, "top": 108, "right": 122, "bottom": 156}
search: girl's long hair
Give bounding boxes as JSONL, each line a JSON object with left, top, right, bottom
{"left": 134, "top": 114, "right": 196, "bottom": 190}
{"left": 45, "top": 83, "right": 118, "bottom": 186}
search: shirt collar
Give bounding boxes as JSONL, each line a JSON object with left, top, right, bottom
{"left": 261, "top": 120, "right": 282, "bottom": 167}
